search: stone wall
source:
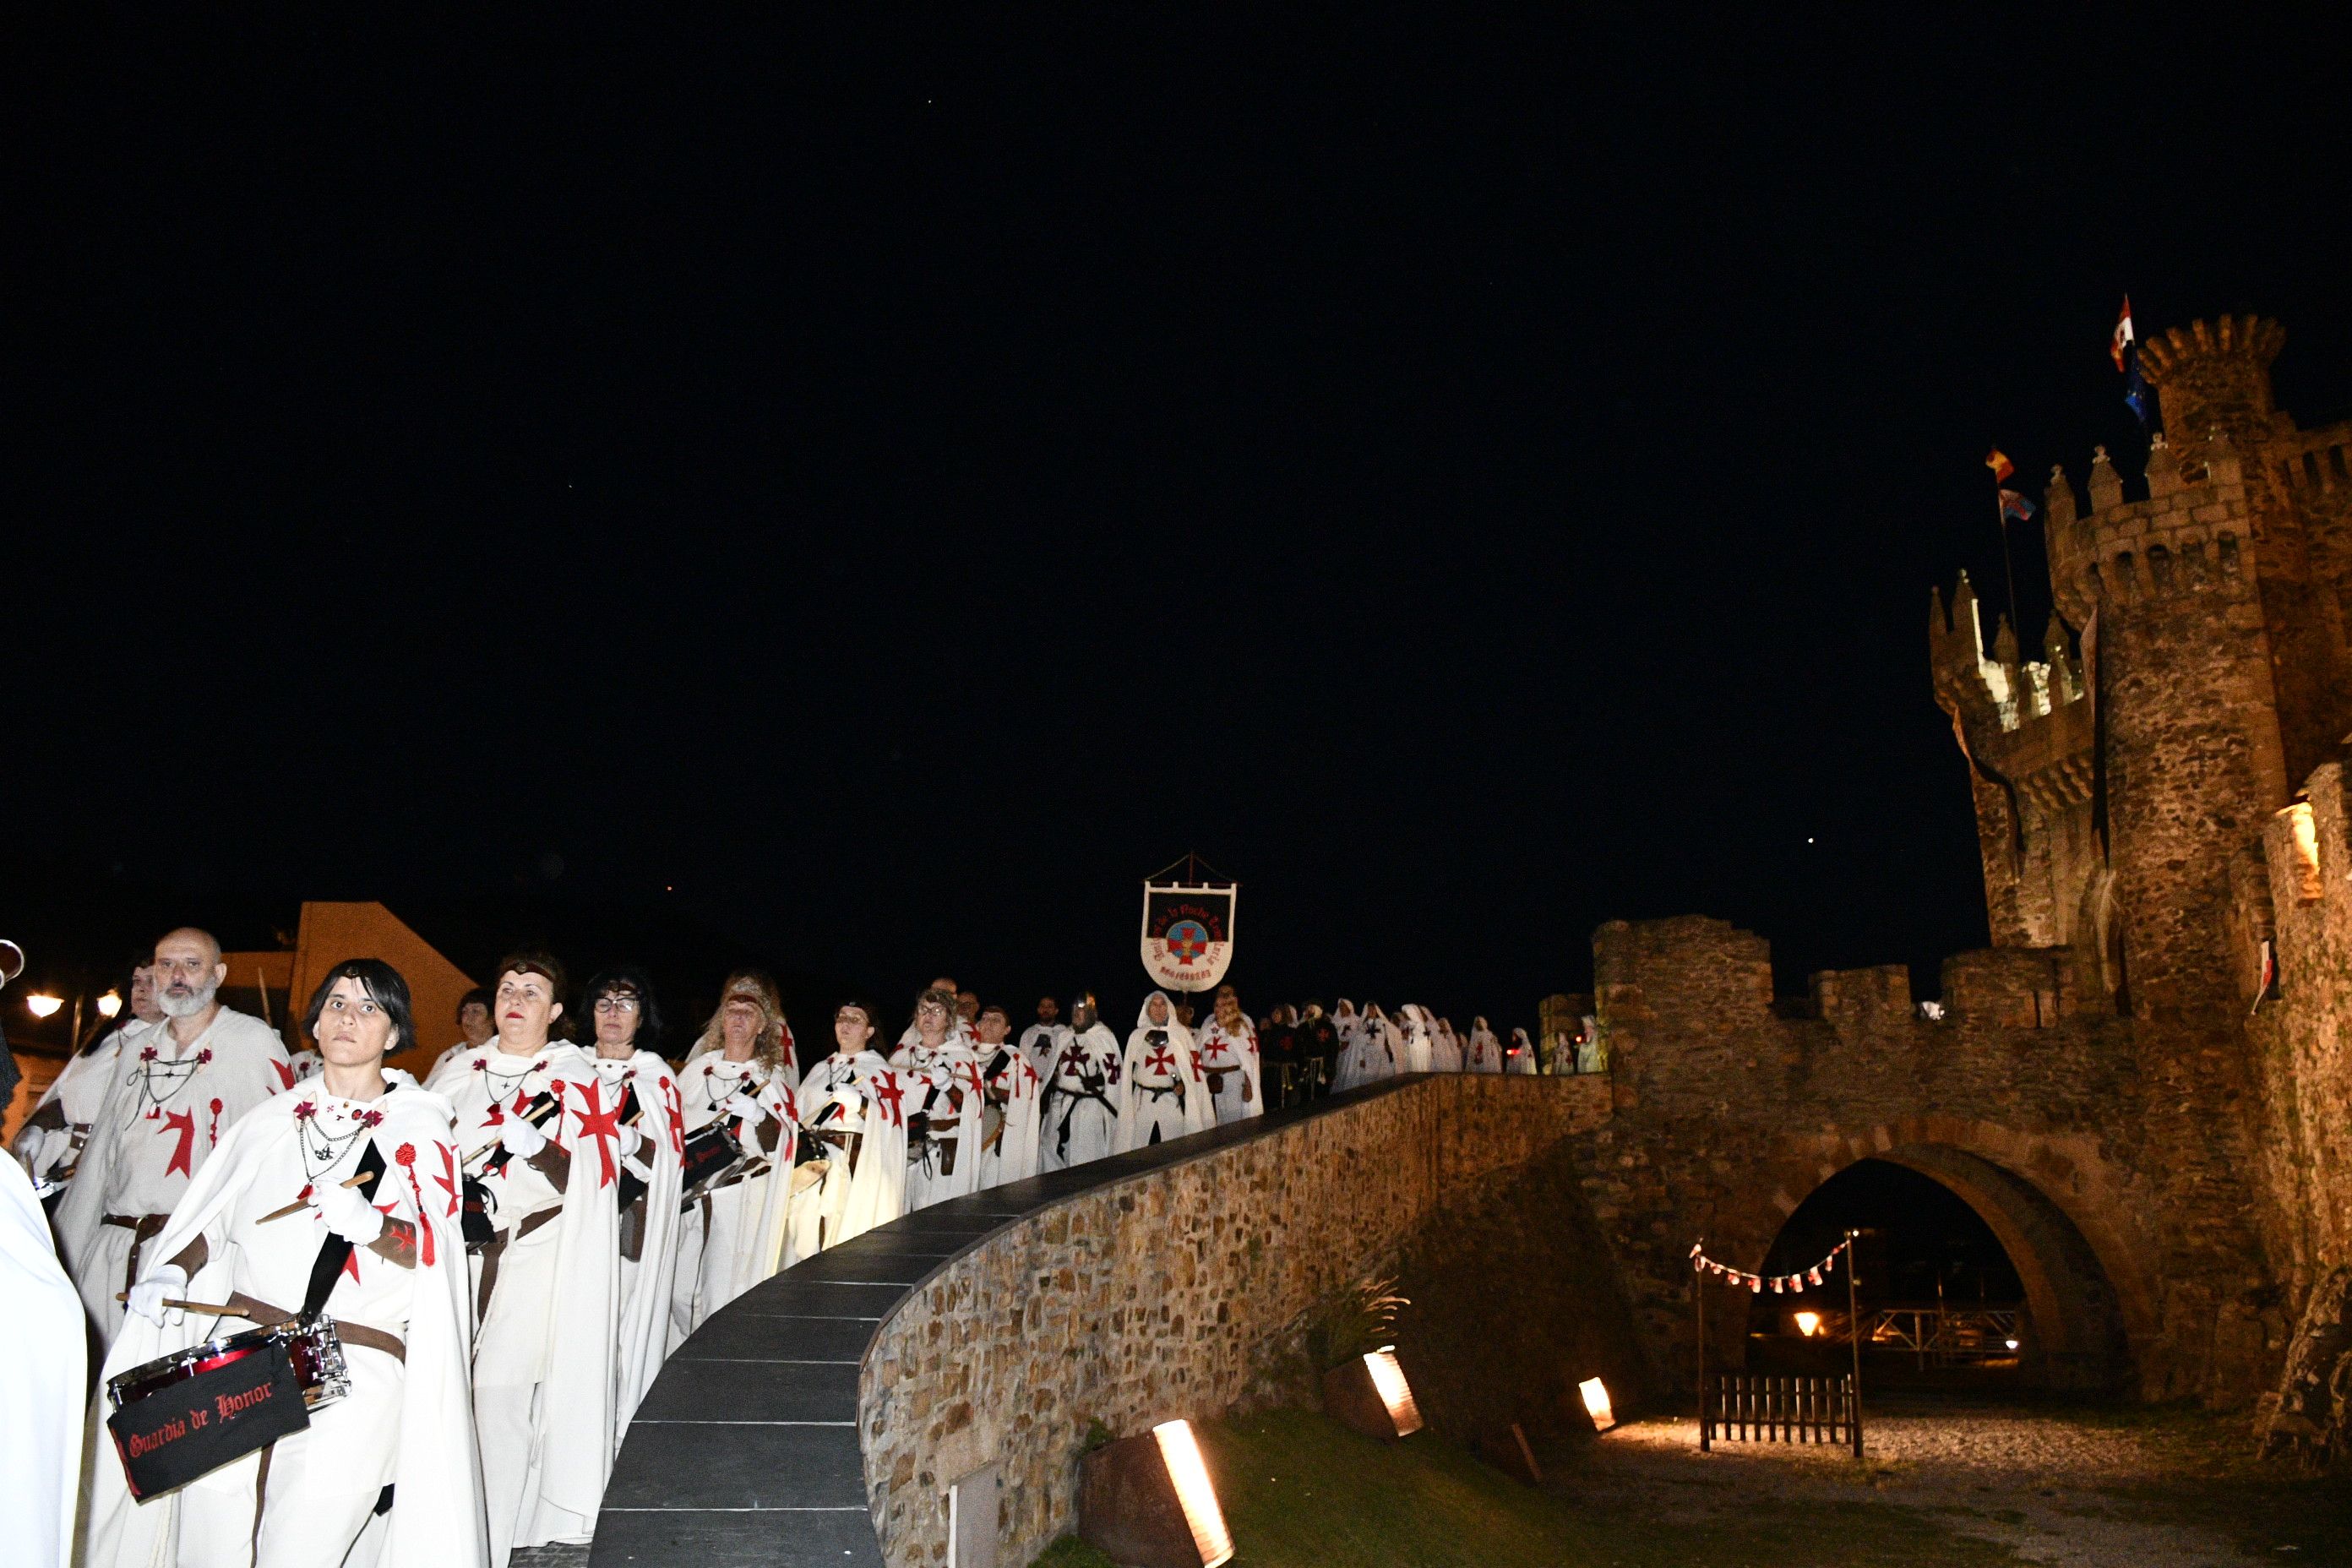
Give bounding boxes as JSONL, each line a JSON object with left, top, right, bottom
{"left": 857, "top": 1073, "right": 1618, "bottom": 1568}
{"left": 1581, "top": 915, "right": 2281, "bottom": 1405}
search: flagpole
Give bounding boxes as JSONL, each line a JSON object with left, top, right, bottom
{"left": 1995, "top": 487, "right": 2022, "bottom": 651}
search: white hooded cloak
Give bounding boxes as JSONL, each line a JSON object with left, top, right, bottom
{"left": 670, "top": 1048, "right": 800, "bottom": 1343}
{"left": 590, "top": 1048, "right": 685, "bottom": 1430}
{"left": 1039, "top": 1019, "right": 1122, "bottom": 1171}
{"left": 2, "top": 1152, "right": 81, "bottom": 1568}
{"left": 786, "top": 1052, "right": 908, "bottom": 1259}
{"left": 1507, "top": 1027, "right": 1538, "bottom": 1075}
{"left": 1115, "top": 994, "right": 1211, "bottom": 1152}
{"left": 976, "top": 1040, "right": 1043, "bottom": 1189}
{"left": 1191, "top": 1007, "right": 1261, "bottom": 1122}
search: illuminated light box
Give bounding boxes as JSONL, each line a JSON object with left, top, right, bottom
{"left": 1579, "top": 1376, "right": 1616, "bottom": 1432}
{"left": 1320, "top": 1347, "right": 1424, "bottom": 1440}
{"left": 1794, "top": 1310, "right": 1822, "bottom": 1337}
{"left": 1076, "top": 1419, "right": 1234, "bottom": 1568}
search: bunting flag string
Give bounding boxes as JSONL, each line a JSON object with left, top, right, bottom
{"left": 1688, "top": 1237, "right": 1851, "bottom": 1295}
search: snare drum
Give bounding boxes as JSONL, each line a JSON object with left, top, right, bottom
{"left": 108, "top": 1312, "right": 351, "bottom": 1415}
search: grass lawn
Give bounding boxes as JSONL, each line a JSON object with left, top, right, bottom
{"left": 1032, "top": 1407, "right": 2029, "bottom": 1566}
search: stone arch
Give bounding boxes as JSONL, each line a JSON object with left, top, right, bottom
{"left": 1700, "top": 1119, "right": 2154, "bottom": 1393}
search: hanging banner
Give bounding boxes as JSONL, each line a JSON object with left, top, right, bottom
{"left": 1140, "top": 880, "right": 1238, "bottom": 994}
{"left": 1690, "top": 1237, "right": 1851, "bottom": 1295}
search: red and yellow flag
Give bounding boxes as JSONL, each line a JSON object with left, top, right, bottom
{"left": 1985, "top": 449, "right": 2015, "bottom": 482}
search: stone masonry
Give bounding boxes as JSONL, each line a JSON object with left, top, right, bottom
{"left": 857, "top": 1073, "right": 1619, "bottom": 1568}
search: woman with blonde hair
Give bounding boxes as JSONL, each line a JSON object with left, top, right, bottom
{"left": 670, "top": 972, "right": 800, "bottom": 1344}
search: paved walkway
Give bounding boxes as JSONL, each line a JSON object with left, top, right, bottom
{"left": 1558, "top": 1402, "right": 2343, "bottom": 1566}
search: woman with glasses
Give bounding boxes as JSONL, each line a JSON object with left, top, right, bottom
{"left": 90, "top": 960, "right": 482, "bottom": 1568}
{"left": 580, "top": 967, "right": 683, "bottom": 1429}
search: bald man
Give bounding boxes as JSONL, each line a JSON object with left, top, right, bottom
{"left": 53, "top": 926, "right": 290, "bottom": 1337}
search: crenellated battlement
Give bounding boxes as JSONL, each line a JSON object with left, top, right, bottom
{"left": 1930, "top": 572, "right": 2093, "bottom": 814}
{"left": 2044, "top": 434, "right": 2259, "bottom": 628}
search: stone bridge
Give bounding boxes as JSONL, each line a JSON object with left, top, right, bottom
{"left": 1569, "top": 915, "right": 2281, "bottom": 1406}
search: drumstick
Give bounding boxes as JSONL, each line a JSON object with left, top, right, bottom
{"left": 256, "top": 1172, "right": 373, "bottom": 1223}
{"left": 112, "top": 1294, "right": 247, "bottom": 1315}
{"left": 465, "top": 1098, "right": 564, "bottom": 1166}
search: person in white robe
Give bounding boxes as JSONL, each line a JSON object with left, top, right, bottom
{"left": 670, "top": 972, "right": 802, "bottom": 1343}
{"left": 1193, "top": 984, "right": 1261, "bottom": 1123}
{"left": 580, "top": 967, "right": 685, "bottom": 1430}
{"left": 1429, "top": 1014, "right": 1465, "bottom": 1073}
{"left": 1040, "top": 994, "right": 1122, "bottom": 1171}
{"left": 3, "top": 1146, "right": 81, "bottom": 1568}
{"left": 426, "top": 988, "right": 497, "bottom": 1081}
{"left": 1576, "top": 1015, "right": 1607, "bottom": 1075}
{"left": 424, "top": 952, "right": 619, "bottom": 1567}
{"left": 1335, "top": 1004, "right": 1400, "bottom": 1091}
{"left": 1116, "top": 990, "right": 1211, "bottom": 1152}
{"left": 1392, "top": 1004, "right": 1437, "bottom": 1073}
{"left": 894, "top": 974, "right": 966, "bottom": 1050}
{"left": 13, "top": 961, "right": 157, "bottom": 1195}
{"left": 891, "top": 987, "right": 986, "bottom": 1210}
{"left": 787, "top": 1000, "right": 908, "bottom": 1257}
{"left": 1018, "top": 994, "right": 1068, "bottom": 1078}
{"left": 973, "top": 1004, "right": 1043, "bottom": 1189}
{"left": 1464, "top": 1016, "right": 1502, "bottom": 1074}
{"left": 57, "top": 928, "right": 291, "bottom": 1339}
{"left": 91, "top": 959, "right": 482, "bottom": 1568}
{"left": 1506, "top": 1026, "right": 1538, "bottom": 1074}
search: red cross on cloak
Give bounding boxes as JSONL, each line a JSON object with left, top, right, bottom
{"left": 159, "top": 1108, "right": 199, "bottom": 1178}
{"left": 569, "top": 1077, "right": 623, "bottom": 1189}
{"left": 1055, "top": 1044, "right": 1086, "bottom": 1078}
{"left": 1143, "top": 1045, "right": 1177, "bottom": 1078}
{"left": 271, "top": 1060, "right": 297, "bottom": 1092}
{"left": 871, "top": 1071, "right": 906, "bottom": 1128}
{"left": 659, "top": 1077, "right": 686, "bottom": 1156}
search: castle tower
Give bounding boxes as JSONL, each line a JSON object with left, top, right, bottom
{"left": 2139, "top": 318, "right": 2352, "bottom": 787}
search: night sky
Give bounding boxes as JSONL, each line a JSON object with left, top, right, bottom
{"left": 14, "top": 14, "right": 2352, "bottom": 1038}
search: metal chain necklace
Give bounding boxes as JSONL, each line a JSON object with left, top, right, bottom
{"left": 297, "top": 1099, "right": 373, "bottom": 1182}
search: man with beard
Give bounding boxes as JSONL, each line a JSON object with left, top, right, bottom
{"left": 1039, "top": 994, "right": 1122, "bottom": 1170}
{"left": 54, "top": 927, "right": 289, "bottom": 1337}
{"left": 1115, "top": 991, "right": 1209, "bottom": 1151}
{"left": 1192, "top": 984, "right": 1261, "bottom": 1123}
{"left": 1017, "top": 994, "right": 1065, "bottom": 1076}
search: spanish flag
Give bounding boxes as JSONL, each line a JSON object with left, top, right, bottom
{"left": 1985, "top": 449, "right": 2016, "bottom": 482}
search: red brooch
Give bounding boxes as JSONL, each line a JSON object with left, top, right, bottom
{"left": 292, "top": 1100, "right": 318, "bottom": 1122}
{"left": 139, "top": 1045, "right": 159, "bottom": 1063}
{"left": 357, "top": 1108, "right": 385, "bottom": 1130}
{"left": 195, "top": 1049, "right": 213, "bottom": 1065}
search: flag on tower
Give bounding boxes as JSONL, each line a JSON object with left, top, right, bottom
{"left": 2114, "top": 295, "right": 2154, "bottom": 428}
{"left": 2110, "top": 295, "right": 2135, "bottom": 370}
{"left": 2000, "top": 488, "right": 2037, "bottom": 525}
{"left": 1985, "top": 449, "right": 2015, "bottom": 482}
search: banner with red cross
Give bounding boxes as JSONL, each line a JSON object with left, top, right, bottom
{"left": 1141, "top": 880, "right": 1238, "bottom": 994}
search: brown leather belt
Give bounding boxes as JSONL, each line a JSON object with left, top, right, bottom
{"left": 474, "top": 1205, "right": 563, "bottom": 1317}
{"left": 102, "top": 1212, "right": 171, "bottom": 1295}
{"left": 227, "top": 1291, "right": 406, "bottom": 1365}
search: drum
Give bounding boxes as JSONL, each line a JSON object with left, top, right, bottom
{"left": 108, "top": 1312, "right": 351, "bottom": 1415}
{"left": 678, "top": 1122, "right": 743, "bottom": 1196}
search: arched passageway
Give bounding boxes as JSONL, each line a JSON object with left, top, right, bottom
{"left": 1756, "top": 1150, "right": 2132, "bottom": 1393}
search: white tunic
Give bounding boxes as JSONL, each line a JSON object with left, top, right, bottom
{"left": 2, "top": 1152, "right": 80, "bottom": 1568}
{"left": 590, "top": 1049, "right": 684, "bottom": 1428}
{"left": 427, "top": 1042, "right": 619, "bottom": 1559}
{"left": 54, "top": 1008, "right": 289, "bottom": 1337}
{"left": 976, "top": 1043, "right": 1043, "bottom": 1189}
{"left": 1040, "top": 1024, "right": 1123, "bottom": 1170}
{"left": 11, "top": 1022, "right": 138, "bottom": 1191}
{"left": 1016, "top": 1021, "right": 1067, "bottom": 1078}
{"left": 1192, "top": 1013, "right": 1261, "bottom": 1122}
{"left": 891, "top": 1040, "right": 986, "bottom": 1211}
{"left": 786, "top": 1051, "right": 908, "bottom": 1258}
{"left": 670, "top": 1052, "right": 798, "bottom": 1343}
{"left": 1115, "top": 1000, "right": 1211, "bottom": 1152}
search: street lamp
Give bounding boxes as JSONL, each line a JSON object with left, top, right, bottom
{"left": 24, "top": 994, "right": 63, "bottom": 1019}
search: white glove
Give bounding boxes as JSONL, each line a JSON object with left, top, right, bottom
{"left": 615, "top": 1122, "right": 645, "bottom": 1158}
{"left": 313, "top": 1180, "right": 386, "bottom": 1245}
{"left": 724, "top": 1092, "right": 766, "bottom": 1124}
{"left": 128, "top": 1264, "right": 187, "bottom": 1328}
{"left": 499, "top": 1115, "right": 549, "bottom": 1157}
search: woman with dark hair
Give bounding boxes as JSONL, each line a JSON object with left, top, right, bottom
{"left": 90, "top": 960, "right": 483, "bottom": 1568}
{"left": 14, "top": 961, "right": 161, "bottom": 1196}
{"left": 890, "top": 987, "right": 987, "bottom": 1210}
{"left": 425, "top": 950, "right": 619, "bottom": 1565}
{"left": 669, "top": 972, "right": 800, "bottom": 1342}
{"left": 787, "top": 999, "right": 907, "bottom": 1257}
{"left": 580, "top": 968, "right": 684, "bottom": 1429}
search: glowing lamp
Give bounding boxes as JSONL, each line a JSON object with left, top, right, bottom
{"left": 2005, "top": 1338, "right": 2021, "bottom": 1351}
{"left": 24, "top": 994, "right": 63, "bottom": 1019}
{"left": 1076, "top": 1420, "right": 1234, "bottom": 1568}
{"left": 1579, "top": 1376, "right": 1615, "bottom": 1431}
{"left": 1321, "top": 1347, "right": 1424, "bottom": 1440}
{"left": 1794, "top": 1311, "right": 1822, "bottom": 1337}
{"left": 97, "top": 991, "right": 122, "bottom": 1018}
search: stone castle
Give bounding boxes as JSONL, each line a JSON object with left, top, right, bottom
{"left": 1549, "top": 314, "right": 2352, "bottom": 1455}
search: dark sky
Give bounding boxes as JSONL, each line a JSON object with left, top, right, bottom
{"left": 12, "top": 14, "right": 2352, "bottom": 1037}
